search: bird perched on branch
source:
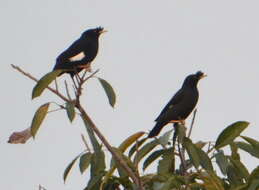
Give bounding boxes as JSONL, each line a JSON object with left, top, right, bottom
{"left": 53, "top": 27, "right": 107, "bottom": 77}
{"left": 148, "top": 71, "right": 206, "bottom": 138}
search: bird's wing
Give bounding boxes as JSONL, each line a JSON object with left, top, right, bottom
{"left": 58, "top": 38, "right": 85, "bottom": 60}
{"left": 53, "top": 38, "right": 88, "bottom": 70}
{"left": 155, "top": 88, "right": 184, "bottom": 121}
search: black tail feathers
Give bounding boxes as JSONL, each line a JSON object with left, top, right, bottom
{"left": 148, "top": 122, "right": 178, "bottom": 138}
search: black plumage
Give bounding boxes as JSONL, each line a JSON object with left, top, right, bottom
{"left": 53, "top": 27, "right": 106, "bottom": 77}
{"left": 148, "top": 71, "right": 206, "bottom": 138}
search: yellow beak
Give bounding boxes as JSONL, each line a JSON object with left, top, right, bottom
{"left": 100, "top": 30, "right": 108, "bottom": 34}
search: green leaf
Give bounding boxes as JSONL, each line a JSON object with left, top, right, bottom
{"left": 128, "top": 138, "right": 147, "bottom": 158}
{"left": 32, "top": 70, "right": 62, "bottom": 99}
{"left": 229, "top": 157, "right": 249, "bottom": 181}
{"left": 98, "top": 77, "right": 116, "bottom": 108}
{"left": 90, "top": 150, "right": 106, "bottom": 177}
{"left": 66, "top": 102, "right": 76, "bottom": 122}
{"left": 235, "top": 141, "right": 259, "bottom": 159}
{"left": 247, "top": 167, "right": 259, "bottom": 190}
{"left": 111, "top": 147, "right": 136, "bottom": 179}
{"left": 30, "top": 103, "right": 50, "bottom": 138}
{"left": 183, "top": 137, "right": 200, "bottom": 169}
{"left": 215, "top": 150, "right": 229, "bottom": 175}
{"left": 82, "top": 118, "right": 101, "bottom": 152}
{"left": 215, "top": 121, "right": 249, "bottom": 149}
{"left": 183, "top": 137, "right": 213, "bottom": 172}
{"left": 226, "top": 163, "right": 243, "bottom": 186}
{"left": 248, "top": 179, "right": 259, "bottom": 190}
{"left": 63, "top": 154, "right": 80, "bottom": 183}
{"left": 118, "top": 132, "right": 145, "bottom": 153}
{"left": 161, "top": 176, "right": 182, "bottom": 190}
{"left": 157, "top": 148, "right": 174, "bottom": 175}
{"left": 133, "top": 139, "right": 158, "bottom": 165}
{"left": 230, "top": 142, "right": 240, "bottom": 160}
{"left": 177, "top": 124, "right": 186, "bottom": 144}
{"left": 196, "top": 146, "right": 214, "bottom": 172}
{"left": 249, "top": 166, "right": 259, "bottom": 180}
{"left": 107, "top": 132, "right": 145, "bottom": 181}
{"left": 87, "top": 150, "right": 105, "bottom": 190}
{"left": 195, "top": 141, "right": 207, "bottom": 149}
{"left": 87, "top": 171, "right": 105, "bottom": 190}
{"left": 241, "top": 136, "right": 259, "bottom": 149}
{"left": 79, "top": 152, "right": 92, "bottom": 174}
{"left": 143, "top": 149, "right": 167, "bottom": 171}
{"left": 200, "top": 171, "right": 225, "bottom": 190}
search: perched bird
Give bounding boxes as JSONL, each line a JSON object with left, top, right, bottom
{"left": 148, "top": 71, "right": 206, "bottom": 138}
{"left": 53, "top": 27, "right": 107, "bottom": 77}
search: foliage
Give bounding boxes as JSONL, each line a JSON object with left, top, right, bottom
{"left": 10, "top": 65, "right": 259, "bottom": 190}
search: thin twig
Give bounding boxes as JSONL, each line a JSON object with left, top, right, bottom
{"left": 81, "top": 69, "right": 88, "bottom": 79}
{"left": 75, "top": 71, "right": 81, "bottom": 84}
{"left": 47, "top": 108, "right": 63, "bottom": 113}
{"left": 49, "top": 101, "right": 65, "bottom": 109}
{"left": 82, "top": 69, "right": 100, "bottom": 83}
{"left": 11, "top": 64, "right": 69, "bottom": 102}
{"left": 188, "top": 109, "right": 197, "bottom": 138}
{"left": 54, "top": 79, "right": 59, "bottom": 92}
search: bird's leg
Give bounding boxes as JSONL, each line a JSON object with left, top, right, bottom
{"left": 54, "top": 79, "right": 59, "bottom": 92}
{"left": 71, "top": 77, "right": 78, "bottom": 89}
{"left": 70, "top": 67, "right": 80, "bottom": 89}
{"left": 78, "top": 63, "right": 92, "bottom": 73}
{"left": 81, "top": 70, "right": 87, "bottom": 80}
{"left": 75, "top": 71, "right": 81, "bottom": 83}
{"left": 169, "top": 119, "right": 185, "bottom": 126}
{"left": 179, "top": 120, "right": 185, "bottom": 126}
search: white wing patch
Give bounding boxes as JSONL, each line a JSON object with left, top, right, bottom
{"left": 69, "top": 52, "right": 85, "bottom": 61}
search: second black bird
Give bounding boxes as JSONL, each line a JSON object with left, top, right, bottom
{"left": 148, "top": 71, "right": 206, "bottom": 138}
{"left": 53, "top": 27, "right": 107, "bottom": 77}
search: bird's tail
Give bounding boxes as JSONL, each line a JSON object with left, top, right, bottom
{"left": 148, "top": 122, "right": 166, "bottom": 138}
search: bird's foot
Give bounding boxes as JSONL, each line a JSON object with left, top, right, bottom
{"left": 78, "top": 64, "right": 92, "bottom": 72}
{"left": 169, "top": 119, "right": 185, "bottom": 126}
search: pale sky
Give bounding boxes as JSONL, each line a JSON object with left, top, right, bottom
{"left": 1, "top": 0, "right": 259, "bottom": 189}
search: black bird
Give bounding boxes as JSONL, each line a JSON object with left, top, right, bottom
{"left": 53, "top": 27, "right": 107, "bottom": 77}
{"left": 148, "top": 71, "right": 206, "bottom": 138}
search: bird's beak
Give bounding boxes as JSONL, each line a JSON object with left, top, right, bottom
{"left": 200, "top": 74, "right": 207, "bottom": 79}
{"left": 100, "top": 30, "right": 108, "bottom": 34}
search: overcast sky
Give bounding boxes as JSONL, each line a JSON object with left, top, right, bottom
{"left": 1, "top": 0, "right": 259, "bottom": 189}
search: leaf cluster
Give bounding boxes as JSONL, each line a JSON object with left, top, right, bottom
{"left": 11, "top": 66, "right": 259, "bottom": 190}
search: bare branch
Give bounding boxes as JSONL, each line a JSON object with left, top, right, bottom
{"left": 54, "top": 79, "right": 59, "bottom": 92}
{"left": 188, "top": 109, "right": 197, "bottom": 138}
{"left": 11, "top": 64, "right": 69, "bottom": 102}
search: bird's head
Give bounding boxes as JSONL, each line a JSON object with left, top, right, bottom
{"left": 183, "top": 71, "right": 207, "bottom": 87}
{"left": 81, "top": 27, "right": 107, "bottom": 38}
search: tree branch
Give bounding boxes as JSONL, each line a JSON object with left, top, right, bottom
{"left": 11, "top": 64, "right": 143, "bottom": 189}
{"left": 77, "top": 104, "right": 143, "bottom": 188}
{"left": 11, "top": 64, "right": 69, "bottom": 102}
{"left": 188, "top": 109, "right": 197, "bottom": 138}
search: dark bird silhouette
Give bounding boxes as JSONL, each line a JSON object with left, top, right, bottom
{"left": 148, "top": 71, "right": 206, "bottom": 138}
{"left": 53, "top": 27, "right": 107, "bottom": 77}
